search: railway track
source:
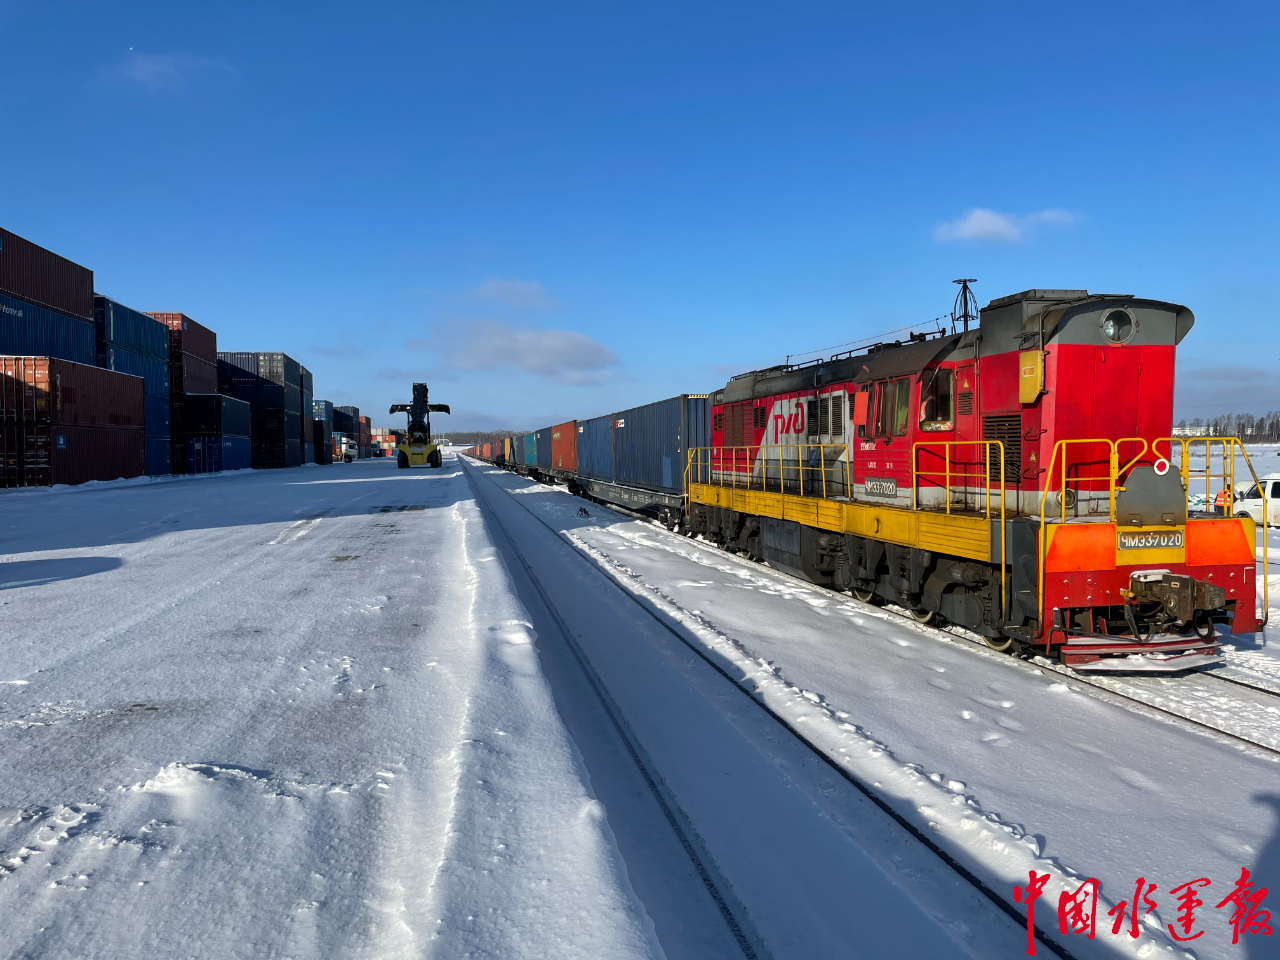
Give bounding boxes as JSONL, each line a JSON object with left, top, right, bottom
{"left": 463, "top": 464, "right": 766, "bottom": 960}
{"left": 464, "top": 459, "right": 1075, "bottom": 960}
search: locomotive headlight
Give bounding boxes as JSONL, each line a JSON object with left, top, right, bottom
{"left": 1101, "top": 309, "right": 1135, "bottom": 344}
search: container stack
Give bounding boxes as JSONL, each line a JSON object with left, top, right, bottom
{"left": 300, "top": 365, "right": 314, "bottom": 466}
{"left": 216, "top": 352, "right": 303, "bottom": 468}
{"left": 94, "top": 297, "right": 171, "bottom": 475}
{"left": 334, "top": 405, "right": 359, "bottom": 458}
{"left": 358, "top": 415, "right": 372, "bottom": 458}
{"left": 0, "top": 357, "right": 145, "bottom": 487}
{"left": 183, "top": 393, "right": 252, "bottom": 473}
{"left": 312, "top": 399, "right": 333, "bottom": 465}
{"left": 0, "top": 228, "right": 96, "bottom": 364}
{"left": 147, "top": 313, "right": 217, "bottom": 474}
{"left": 371, "top": 427, "right": 403, "bottom": 457}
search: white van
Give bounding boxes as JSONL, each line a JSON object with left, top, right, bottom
{"left": 1234, "top": 473, "right": 1280, "bottom": 527}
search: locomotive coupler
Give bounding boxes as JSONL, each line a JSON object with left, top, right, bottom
{"left": 1121, "top": 570, "right": 1226, "bottom": 639}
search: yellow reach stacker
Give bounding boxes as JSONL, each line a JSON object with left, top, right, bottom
{"left": 390, "top": 382, "right": 450, "bottom": 468}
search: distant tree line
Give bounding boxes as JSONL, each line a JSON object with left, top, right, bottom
{"left": 436, "top": 429, "right": 518, "bottom": 446}
{"left": 1175, "top": 412, "right": 1280, "bottom": 441}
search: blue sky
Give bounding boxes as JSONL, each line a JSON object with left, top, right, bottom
{"left": 2, "top": 1, "right": 1276, "bottom": 430}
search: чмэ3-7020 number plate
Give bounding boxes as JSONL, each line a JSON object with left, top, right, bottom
{"left": 1117, "top": 529, "right": 1185, "bottom": 550}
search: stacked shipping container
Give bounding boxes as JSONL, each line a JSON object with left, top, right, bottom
{"left": 0, "top": 228, "right": 95, "bottom": 366}
{"left": 216, "top": 352, "right": 302, "bottom": 468}
{"left": 148, "top": 313, "right": 217, "bottom": 474}
{"left": 0, "top": 357, "right": 145, "bottom": 486}
{"left": 95, "top": 296, "right": 171, "bottom": 475}
{"left": 312, "top": 399, "right": 333, "bottom": 465}
{"left": 183, "top": 393, "right": 252, "bottom": 473}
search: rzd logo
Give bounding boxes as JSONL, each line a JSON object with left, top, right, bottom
{"left": 773, "top": 401, "right": 805, "bottom": 442}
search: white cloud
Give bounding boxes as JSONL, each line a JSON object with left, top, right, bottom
{"left": 934, "top": 208, "right": 1077, "bottom": 243}
{"left": 414, "top": 319, "right": 620, "bottom": 385}
{"left": 468, "top": 278, "right": 556, "bottom": 309}
{"left": 113, "top": 51, "right": 234, "bottom": 91}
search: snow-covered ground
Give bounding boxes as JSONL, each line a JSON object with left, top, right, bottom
{"left": 5, "top": 451, "right": 1279, "bottom": 959}
{"left": 1, "top": 454, "right": 1042, "bottom": 960}
{"left": 0, "top": 460, "right": 658, "bottom": 958}
{"left": 474, "top": 462, "right": 1280, "bottom": 960}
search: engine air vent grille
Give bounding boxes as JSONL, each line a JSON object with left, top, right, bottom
{"left": 957, "top": 391, "right": 974, "bottom": 416}
{"left": 983, "top": 415, "right": 1022, "bottom": 484}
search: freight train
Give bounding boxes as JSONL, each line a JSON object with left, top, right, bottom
{"left": 466, "top": 287, "right": 1271, "bottom": 673}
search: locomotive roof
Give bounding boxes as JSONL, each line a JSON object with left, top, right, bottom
{"left": 714, "top": 332, "right": 960, "bottom": 403}
{"left": 713, "top": 289, "right": 1196, "bottom": 404}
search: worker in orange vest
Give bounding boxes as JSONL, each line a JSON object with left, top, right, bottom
{"left": 1215, "top": 488, "right": 1227, "bottom": 515}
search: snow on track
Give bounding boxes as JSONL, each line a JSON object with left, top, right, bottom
{"left": 477, "top": 463, "right": 1280, "bottom": 960}
{"left": 0, "top": 456, "right": 657, "bottom": 959}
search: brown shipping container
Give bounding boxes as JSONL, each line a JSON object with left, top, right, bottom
{"left": 302, "top": 415, "right": 314, "bottom": 442}
{"left": 148, "top": 313, "right": 217, "bottom": 364}
{"left": 0, "top": 356, "right": 145, "bottom": 427}
{"left": 551, "top": 420, "right": 578, "bottom": 472}
{"left": 172, "top": 353, "right": 217, "bottom": 395}
{"left": 0, "top": 228, "right": 94, "bottom": 321}
{"left": 1, "top": 423, "right": 145, "bottom": 487}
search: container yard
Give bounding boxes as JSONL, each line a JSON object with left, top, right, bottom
{"left": 0, "top": 226, "right": 386, "bottom": 487}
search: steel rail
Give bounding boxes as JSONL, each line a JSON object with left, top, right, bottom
{"left": 462, "top": 463, "right": 766, "bottom": 960}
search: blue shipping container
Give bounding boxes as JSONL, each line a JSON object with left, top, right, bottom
{"left": 313, "top": 399, "right": 333, "bottom": 424}
{"left": 523, "top": 432, "right": 537, "bottom": 466}
{"left": 224, "top": 436, "right": 251, "bottom": 471}
{"left": 145, "top": 437, "right": 172, "bottom": 476}
{"left": 577, "top": 415, "right": 614, "bottom": 481}
{"left": 0, "top": 290, "right": 94, "bottom": 364}
{"left": 536, "top": 427, "right": 553, "bottom": 468}
{"left": 145, "top": 395, "right": 172, "bottom": 439}
{"left": 94, "top": 296, "right": 169, "bottom": 361}
{"left": 186, "top": 434, "right": 222, "bottom": 473}
{"left": 184, "top": 393, "right": 251, "bottom": 438}
{"left": 98, "top": 345, "right": 170, "bottom": 399}
{"left": 612, "top": 395, "right": 711, "bottom": 494}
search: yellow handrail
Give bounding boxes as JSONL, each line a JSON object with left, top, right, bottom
{"left": 1156, "top": 436, "right": 1269, "bottom": 628}
{"left": 912, "top": 440, "right": 1007, "bottom": 622}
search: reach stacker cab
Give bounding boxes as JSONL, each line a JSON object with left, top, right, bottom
{"left": 390, "top": 383, "right": 450, "bottom": 468}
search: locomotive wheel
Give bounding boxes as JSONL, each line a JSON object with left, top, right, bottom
{"left": 984, "top": 635, "right": 1015, "bottom": 652}
{"left": 851, "top": 583, "right": 879, "bottom": 604}
{"left": 905, "top": 606, "right": 936, "bottom": 625}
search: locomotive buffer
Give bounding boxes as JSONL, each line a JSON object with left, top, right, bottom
{"left": 390, "top": 382, "right": 450, "bottom": 468}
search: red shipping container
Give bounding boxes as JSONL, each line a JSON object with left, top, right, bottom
{"left": 0, "top": 227, "right": 94, "bottom": 321}
{"left": 171, "top": 354, "right": 217, "bottom": 395}
{"left": 551, "top": 420, "right": 577, "bottom": 472}
{"left": 1, "top": 423, "right": 145, "bottom": 487}
{"left": 0, "top": 356, "right": 145, "bottom": 427}
{"left": 147, "top": 313, "right": 217, "bottom": 364}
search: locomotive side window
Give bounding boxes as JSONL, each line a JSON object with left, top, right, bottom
{"left": 919, "top": 368, "right": 954, "bottom": 431}
{"left": 874, "top": 381, "right": 891, "bottom": 437}
{"left": 893, "top": 378, "right": 910, "bottom": 436}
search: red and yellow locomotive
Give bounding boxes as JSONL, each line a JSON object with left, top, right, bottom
{"left": 686, "top": 288, "right": 1268, "bottom": 671}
